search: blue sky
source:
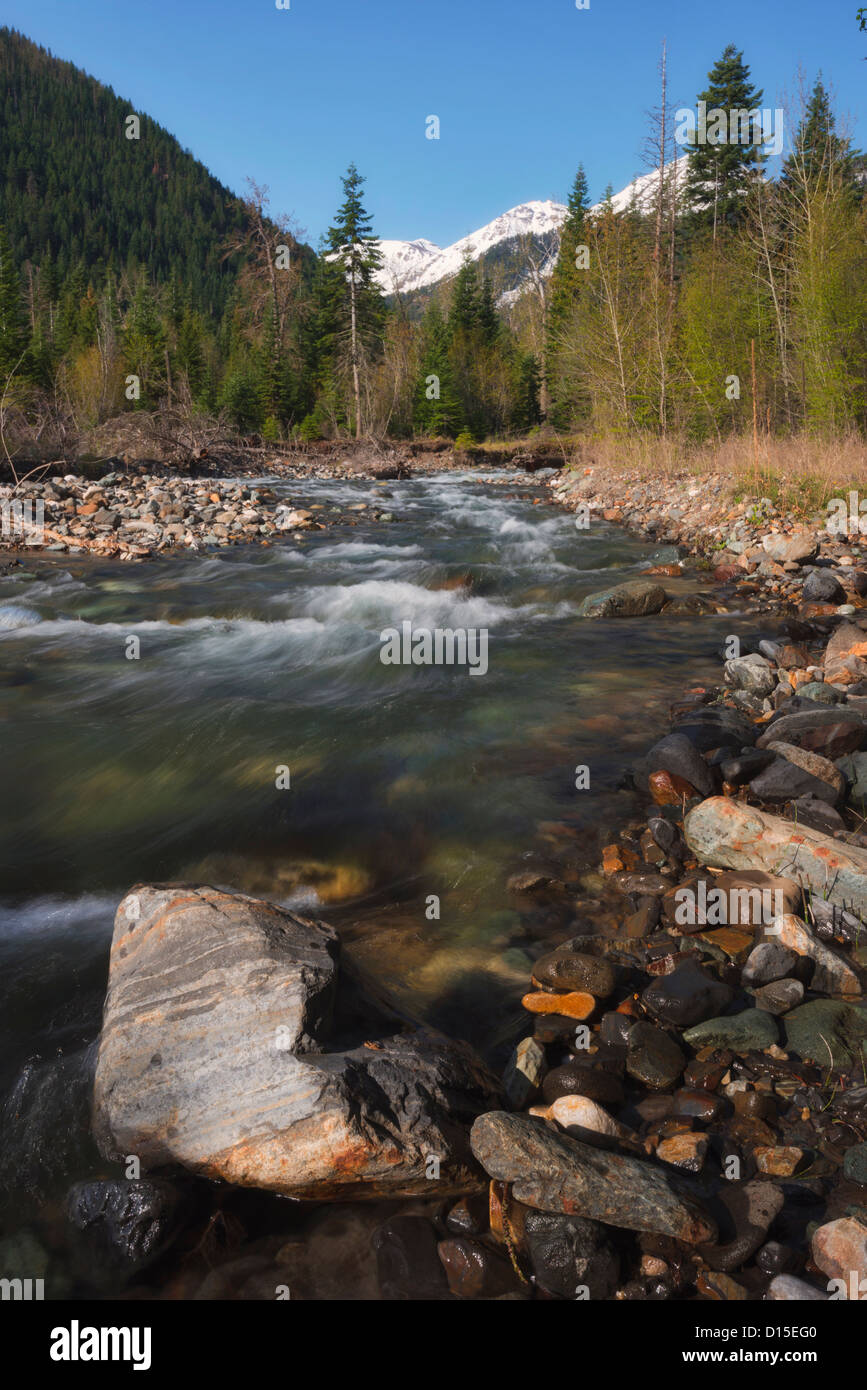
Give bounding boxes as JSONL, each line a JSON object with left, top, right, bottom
{"left": 4, "top": 0, "right": 864, "bottom": 247}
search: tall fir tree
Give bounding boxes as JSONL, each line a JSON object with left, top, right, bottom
{"left": 0, "top": 222, "right": 27, "bottom": 378}
{"left": 325, "top": 164, "right": 384, "bottom": 438}
{"left": 683, "top": 44, "right": 765, "bottom": 233}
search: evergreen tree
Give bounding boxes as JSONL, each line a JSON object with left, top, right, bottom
{"left": 548, "top": 165, "right": 590, "bottom": 334}
{"left": 448, "top": 256, "right": 480, "bottom": 337}
{"left": 781, "top": 77, "right": 861, "bottom": 198}
{"left": 325, "top": 164, "right": 384, "bottom": 438}
{"left": 413, "top": 301, "right": 462, "bottom": 435}
{"left": 0, "top": 223, "right": 27, "bottom": 377}
{"left": 683, "top": 44, "right": 765, "bottom": 232}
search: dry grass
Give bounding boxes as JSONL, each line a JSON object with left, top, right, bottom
{"left": 555, "top": 431, "right": 867, "bottom": 520}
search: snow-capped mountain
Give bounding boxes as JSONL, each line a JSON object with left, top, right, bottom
{"left": 376, "top": 158, "right": 687, "bottom": 297}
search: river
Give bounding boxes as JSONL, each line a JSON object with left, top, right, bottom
{"left": 0, "top": 468, "right": 768, "bottom": 1289}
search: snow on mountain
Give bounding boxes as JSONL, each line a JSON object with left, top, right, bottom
{"left": 376, "top": 158, "right": 687, "bottom": 296}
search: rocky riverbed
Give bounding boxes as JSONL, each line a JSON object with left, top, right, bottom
{"left": 4, "top": 458, "right": 867, "bottom": 1301}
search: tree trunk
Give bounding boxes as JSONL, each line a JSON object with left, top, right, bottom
{"left": 350, "top": 262, "right": 362, "bottom": 439}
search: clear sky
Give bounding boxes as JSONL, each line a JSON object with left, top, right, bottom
{"left": 3, "top": 0, "right": 863, "bottom": 248}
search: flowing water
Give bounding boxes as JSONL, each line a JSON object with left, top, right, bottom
{"left": 0, "top": 469, "right": 770, "bottom": 1284}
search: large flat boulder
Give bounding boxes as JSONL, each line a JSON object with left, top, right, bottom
{"left": 93, "top": 885, "right": 501, "bottom": 1200}
{"left": 684, "top": 797, "right": 867, "bottom": 918}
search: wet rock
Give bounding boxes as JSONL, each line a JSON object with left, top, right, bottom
{"left": 670, "top": 1087, "right": 729, "bottom": 1122}
{"left": 803, "top": 569, "right": 846, "bottom": 603}
{"left": 93, "top": 885, "right": 501, "bottom": 1199}
{"left": 725, "top": 654, "right": 776, "bottom": 697}
{"left": 626, "top": 1021, "right": 686, "bottom": 1090}
{"left": 683, "top": 1009, "right": 779, "bottom": 1052}
{"left": 522, "top": 990, "right": 594, "bottom": 1020}
{"left": 373, "top": 1215, "right": 453, "bottom": 1300}
{"left": 699, "top": 1180, "right": 785, "bottom": 1272}
{"left": 532, "top": 950, "right": 615, "bottom": 997}
{"left": 502, "top": 1036, "right": 547, "bottom": 1108}
{"left": 767, "top": 1274, "right": 828, "bottom": 1300}
{"left": 524, "top": 1209, "right": 619, "bottom": 1299}
{"left": 750, "top": 757, "right": 841, "bottom": 806}
{"left": 742, "top": 941, "right": 799, "bottom": 987}
{"left": 753, "top": 978, "right": 804, "bottom": 1014}
{"left": 823, "top": 622, "right": 867, "bottom": 685}
{"left": 843, "top": 1144, "right": 867, "bottom": 1185}
{"left": 755, "top": 1146, "right": 805, "bottom": 1177}
{"left": 542, "top": 1060, "right": 624, "bottom": 1108}
{"left": 782, "top": 1000, "right": 867, "bottom": 1069}
{"left": 445, "top": 1194, "right": 489, "bottom": 1236}
{"left": 437, "top": 1236, "right": 522, "bottom": 1299}
{"left": 773, "top": 914, "right": 861, "bottom": 995}
{"left": 656, "top": 1132, "right": 708, "bottom": 1172}
{"left": 470, "top": 1112, "right": 716, "bottom": 1244}
{"left": 757, "top": 708, "right": 865, "bottom": 759}
{"left": 642, "top": 958, "right": 734, "bottom": 1029}
{"left": 645, "top": 733, "right": 716, "bottom": 799}
{"left": 811, "top": 1216, "right": 867, "bottom": 1289}
{"left": 697, "top": 1269, "right": 748, "bottom": 1300}
{"left": 756, "top": 1241, "right": 798, "bottom": 1275}
{"left": 673, "top": 707, "right": 756, "bottom": 753}
{"left": 684, "top": 798, "right": 867, "bottom": 918}
{"left": 66, "top": 1178, "right": 188, "bottom": 1272}
{"left": 544, "top": 1094, "right": 635, "bottom": 1146}
{"left": 720, "top": 749, "right": 776, "bottom": 784}
{"left": 836, "top": 750, "right": 867, "bottom": 803}
{"left": 578, "top": 579, "right": 667, "bottom": 619}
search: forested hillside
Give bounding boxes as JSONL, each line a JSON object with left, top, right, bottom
{"left": 0, "top": 26, "right": 865, "bottom": 455}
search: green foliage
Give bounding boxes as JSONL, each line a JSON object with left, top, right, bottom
{"left": 682, "top": 44, "right": 765, "bottom": 231}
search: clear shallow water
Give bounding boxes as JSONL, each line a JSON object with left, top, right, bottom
{"left": 0, "top": 470, "right": 768, "bottom": 1226}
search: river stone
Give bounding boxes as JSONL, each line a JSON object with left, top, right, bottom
{"left": 470, "top": 1112, "right": 716, "bottom": 1244}
{"left": 645, "top": 732, "right": 716, "bottom": 798}
{"left": 524, "top": 1209, "right": 619, "bottom": 1300}
{"left": 541, "top": 1060, "right": 624, "bottom": 1107}
{"left": 698, "top": 1180, "right": 785, "bottom": 1273}
{"left": 823, "top": 622, "right": 867, "bottom": 685}
{"left": 545, "top": 1094, "right": 633, "bottom": 1146}
{"left": 761, "top": 531, "right": 818, "bottom": 564}
{"left": 843, "top": 1144, "right": 867, "bottom": 1185}
{"left": 725, "top": 654, "right": 776, "bottom": 697}
{"left": 796, "top": 681, "right": 840, "bottom": 705}
{"left": 93, "top": 885, "right": 502, "bottom": 1199}
{"left": 437, "top": 1236, "right": 521, "bottom": 1299}
{"left": 742, "top": 941, "right": 799, "bottom": 986}
{"left": 578, "top": 579, "right": 667, "bottom": 619}
{"left": 641, "top": 958, "right": 734, "bottom": 1029}
{"left": 803, "top": 569, "right": 846, "bottom": 603}
{"left": 762, "top": 742, "right": 846, "bottom": 803}
{"left": 753, "top": 978, "right": 804, "bottom": 1014}
{"left": 782, "top": 1000, "right": 867, "bottom": 1069}
{"left": 66, "top": 1178, "right": 188, "bottom": 1272}
{"left": 682, "top": 1009, "right": 779, "bottom": 1052}
{"left": 684, "top": 797, "right": 867, "bottom": 918}
{"left": 532, "top": 950, "right": 615, "bottom": 997}
{"left": 811, "top": 1217, "right": 867, "bottom": 1288}
{"left": 749, "top": 757, "right": 841, "bottom": 806}
{"left": 373, "top": 1215, "right": 453, "bottom": 1300}
{"left": 767, "top": 1274, "right": 828, "bottom": 1300}
{"left": 626, "top": 1021, "right": 685, "bottom": 1090}
{"left": 502, "top": 1036, "right": 546, "bottom": 1108}
{"left": 756, "top": 708, "right": 865, "bottom": 759}
{"left": 836, "top": 751, "right": 867, "bottom": 803}
{"left": 673, "top": 707, "right": 756, "bottom": 754}
{"left": 772, "top": 914, "right": 861, "bottom": 996}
